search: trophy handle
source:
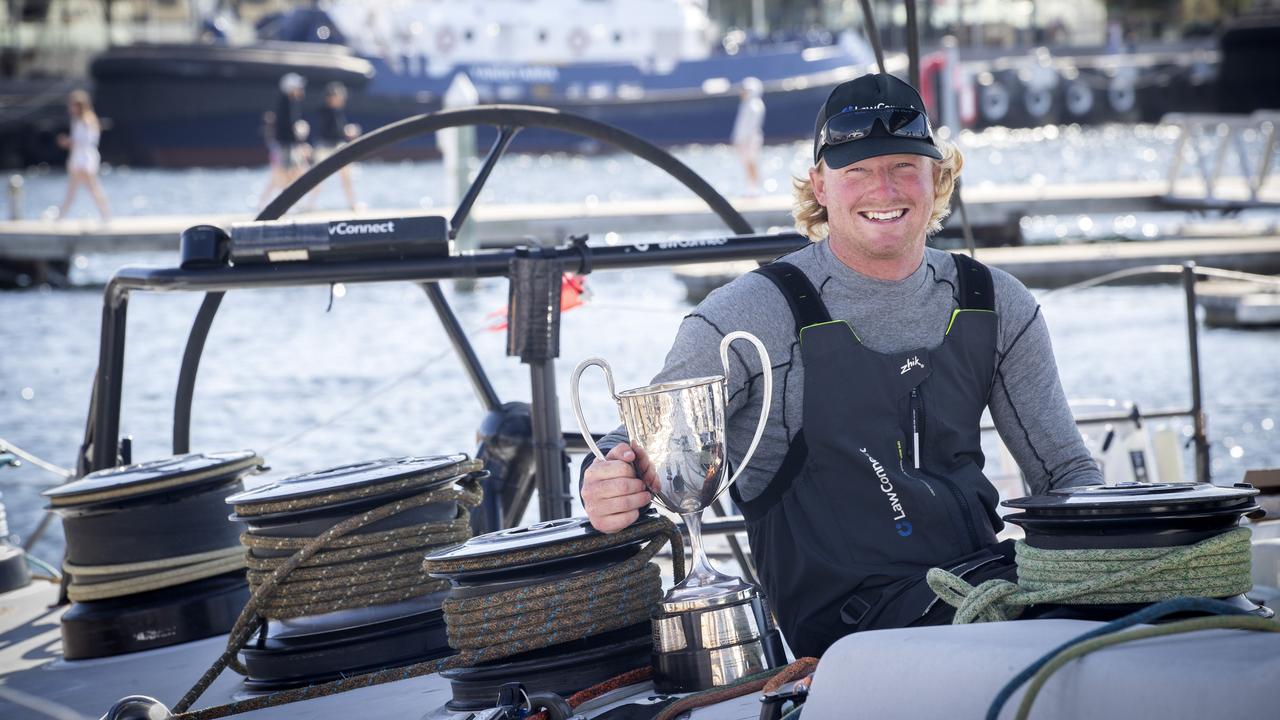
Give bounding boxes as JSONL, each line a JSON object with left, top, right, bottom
{"left": 719, "top": 331, "right": 772, "bottom": 489}
{"left": 570, "top": 357, "right": 619, "bottom": 463}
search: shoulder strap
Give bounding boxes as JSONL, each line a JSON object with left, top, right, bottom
{"left": 952, "top": 252, "right": 995, "bottom": 311}
{"left": 753, "top": 262, "right": 832, "bottom": 331}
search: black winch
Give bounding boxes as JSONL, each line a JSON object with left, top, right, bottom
{"left": 424, "top": 513, "right": 671, "bottom": 712}
{"left": 1003, "top": 481, "right": 1269, "bottom": 618}
{"left": 225, "top": 454, "right": 484, "bottom": 691}
{"left": 0, "top": 493, "right": 33, "bottom": 594}
{"left": 43, "top": 450, "right": 261, "bottom": 659}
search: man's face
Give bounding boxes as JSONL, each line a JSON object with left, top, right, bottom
{"left": 809, "top": 153, "right": 935, "bottom": 263}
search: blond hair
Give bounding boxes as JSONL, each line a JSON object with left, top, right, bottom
{"left": 791, "top": 139, "right": 964, "bottom": 240}
{"left": 67, "top": 89, "right": 100, "bottom": 129}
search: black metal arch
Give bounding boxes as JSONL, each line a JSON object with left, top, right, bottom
{"left": 171, "top": 104, "right": 754, "bottom": 454}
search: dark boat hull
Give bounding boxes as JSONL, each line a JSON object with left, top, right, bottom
{"left": 90, "top": 41, "right": 862, "bottom": 167}
{"left": 87, "top": 38, "right": 1231, "bottom": 168}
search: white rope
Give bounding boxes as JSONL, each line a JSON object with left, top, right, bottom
{"left": 64, "top": 546, "right": 246, "bottom": 602}
{"left": 1039, "top": 263, "right": 1280, "bottom": 299}
{"left": 0, "top": 437, "right": 73, "bottom": 478}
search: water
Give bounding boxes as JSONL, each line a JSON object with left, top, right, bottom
{"left": 3, "top": 124, "right": 1279, "bottom": 563}
{"left": 19, "top": 121, "right": 1280, "bottom": 242}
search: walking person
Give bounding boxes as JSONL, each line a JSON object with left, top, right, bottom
{"left": 731, "top": 76, "right": 766, "bottom": 194}
{"left": 258, "top": 110, "right": 290, "bottom": 208}
{"left": 581, "top": 74, "right": 1101, "bottom": 659}
{"left": 313, "top": 82, "right": 360, "bottom": 210}
{"left": 274, "top": 73, "right": 310, "bottom": 186}
{"left": 57, "top": 90, "right": 110, "bottom": 220}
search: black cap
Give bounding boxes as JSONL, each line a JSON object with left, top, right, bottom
{"left": 813, "top": 73, "right": 942, "bottom": 168}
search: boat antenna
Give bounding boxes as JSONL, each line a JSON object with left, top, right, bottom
{"left": 904, "top": 0, "right": 921, "bottom": 90}
{"left": 856, "top": 0, "right": 887, "bottom": 75}
{"left": 900, "top": 0, "right": 978, "bottom": 257}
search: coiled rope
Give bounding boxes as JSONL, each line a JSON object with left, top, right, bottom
{"left": 170, "top": 490, "right": 683, "bottom": 720}
{"left": 235, "top": 470, "right": 483, "bottom": 619}
{"left": 428, "top": 516, "right": 679, "bottom": 656}
{"left": 56, "top": 458, "right": 262, "bottom": 602}
{"left": 65, "top": 547, "right": 246, "bottom": 602}
{"left": 927, "top": 527, "right": 1254, "bottom": 624}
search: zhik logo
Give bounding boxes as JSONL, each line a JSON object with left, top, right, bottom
{"left": 900, "top": 356, "right": 924, "bottom": 375}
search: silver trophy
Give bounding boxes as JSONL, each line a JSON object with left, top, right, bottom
{"left": 571, "top": 331, "right": 778, "bottom": 692}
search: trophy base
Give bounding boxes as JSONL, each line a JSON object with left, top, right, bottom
{"left": 652, "top": 638, "right": 767, "bottom": 694}
{"left": 651, "top": 587, "right": 782, "bottom": 693}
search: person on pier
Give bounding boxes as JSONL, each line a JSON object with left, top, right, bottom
{"left": 313, "top": 82, "right": 361, "bottom": 210}
{"left": 274, "top": 73, "right": 311, "bottom": 186}
{"left": 732, "top": 76, "right": 766, "bottom": 194}
{"left": 57, "top": 90, "right": 111, "bottom": 220}
{"left": 580, "top": 74, "right": 1101, "bottom": 659}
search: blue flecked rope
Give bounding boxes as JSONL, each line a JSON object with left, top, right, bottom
{"left": 170, "top": 510, "right": 681, "bottom": 720}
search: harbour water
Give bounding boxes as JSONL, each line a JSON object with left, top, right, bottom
{"left": 2, "top": 124, "right": 1279, "bottom": 563}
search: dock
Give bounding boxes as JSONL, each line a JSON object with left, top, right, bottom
{"left": 671, "top": 235, "right": 1280, "bottom": 300}
{"left": 2, "top": 175, "right": 1277, "bottom": 256}
{"left": 1, "top": 175, "right": 1278, "bottom": 288}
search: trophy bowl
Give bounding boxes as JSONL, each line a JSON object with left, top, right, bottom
{"left": 571, "top": 331, "right": 782, "bottom": 691}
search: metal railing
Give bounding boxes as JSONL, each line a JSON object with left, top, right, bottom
{"left": 1163, "top": 110, "right": 1280, "bottom": 208}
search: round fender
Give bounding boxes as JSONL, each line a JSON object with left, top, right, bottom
{"left": 1023, "top": 85, "right": 1054, "bottom": 119}
{"left": 978, "top": 74, "right": 1010, "bottom": 124}
{"left": 1109, "top": 70, "right": 1138, "bottom": 114}
{"left": 1063, "top": 78, "right": 1094, "bottom": 117}
{"left": 1064, "top": 77, "right": 1095, "bottom": 117}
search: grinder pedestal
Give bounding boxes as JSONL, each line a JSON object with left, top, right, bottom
{"left": 651, "top": 585, "right": 781, "bottom": 693}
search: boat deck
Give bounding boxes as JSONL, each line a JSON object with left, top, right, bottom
{"left": 0, "top": 583, "right": 759, "bottom": 720}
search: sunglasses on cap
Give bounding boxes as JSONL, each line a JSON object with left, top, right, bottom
{"left": 819, "top": 106, "right": 934, "bottom": 152}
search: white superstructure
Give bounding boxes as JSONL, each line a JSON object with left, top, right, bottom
{"left": 325, "top": 0, "right": 717, "bottom": 73}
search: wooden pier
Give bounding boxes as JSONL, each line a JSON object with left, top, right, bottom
{"left": 1, "top": 176, "right": 1277, "bottom": 288}
{"left": 671, "top": 235, "right": 1280, "bottom": 300}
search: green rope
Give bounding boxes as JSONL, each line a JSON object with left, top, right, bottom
{"left": 1014, "top": 614, "right": 1280, "bottom": 720}
{"left": 927, "top": 527, "right": 1254, "bottom": 624}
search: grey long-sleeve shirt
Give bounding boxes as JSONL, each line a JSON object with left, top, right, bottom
{"left": 588, "top": 239, "right": 1101, "bottom": 500}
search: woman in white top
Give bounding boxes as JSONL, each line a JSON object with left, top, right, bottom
{"left": 58, "top": 90, "right": 111, "bottom": 219}
{"left": 731, "top": 77, "right": 766, "bottom": 194}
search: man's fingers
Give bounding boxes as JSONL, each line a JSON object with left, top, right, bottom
{"left": 583, "top": 473, "right": 649, "bottom": 503}
{"left": 605, "top": 443, "right": 636, "bottom": 462}
{"left": 591, "top": 490, "right": 653, "bottom": 517}
{"left": 589, "top": 509, "right": 639, "bottom": 534}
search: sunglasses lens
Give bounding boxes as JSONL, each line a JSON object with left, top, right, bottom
{"left": 886, "top": 109, "right": 930, "bottom": 138}
{"left": 824, "top": 108, "right": 930, "bottom": 148}
{"left": 824, "top": 114, "right": 874, "bottom": 145}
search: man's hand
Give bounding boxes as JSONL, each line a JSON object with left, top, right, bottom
{"left": 582, "top": 443, "right": 653, "bottom": 533}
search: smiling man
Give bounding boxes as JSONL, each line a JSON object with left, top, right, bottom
{"left": 581, "top": 74, "right": 1101, "bottom": 658}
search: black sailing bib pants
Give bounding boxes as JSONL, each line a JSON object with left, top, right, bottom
{"left": 731, "top": 254, "right": 1020, "bottom": 658}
